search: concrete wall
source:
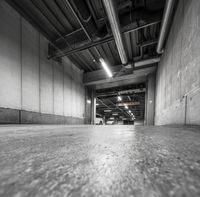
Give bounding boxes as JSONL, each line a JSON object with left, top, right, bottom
{"left": 146, "top": 73, "right": 155, "bottom": 125}
{"left": 155, "top": 0, "right": 200, "bottom": 125}
{"left": 0, "top": 1, "right": 85, "bottom": 124}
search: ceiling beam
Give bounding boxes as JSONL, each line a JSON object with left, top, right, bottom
{"left": 48, "top": 21, "right": 161, "bottom": 59}
{"left": 84, "top": 57, "right": 159, "bottom": 86}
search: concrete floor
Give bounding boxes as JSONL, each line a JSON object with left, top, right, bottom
{"left": 0, "top": 125, "right": 200, "bottom": 197}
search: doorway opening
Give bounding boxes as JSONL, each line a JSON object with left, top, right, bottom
{"left": 95, "top": 83, "right": 146, "bottom": 125}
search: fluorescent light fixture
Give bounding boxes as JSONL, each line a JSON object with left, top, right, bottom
{"left": 124, "top": 105, "right": 128, "bottom": 109}
{"left": 110, "top": 117, "right": 114, "bottom": 120}
{"left": 112, "top": 113, "right": 118, "bottom": 116}
{"left": 87, "top": 100, "right": 91, "bottom": 104}
{"left": 96, "top": 103, "right": 99, "bottom": 106}
{"left": 104, "top": 109, "right": 111, "bottom": 112}
{"left": 117, "top": 96, "right": 122, "bottom": 101}
{"left": 128, "top": 110, "right": 131, "bottom": 113}
{"left": 99, "top": 58, "right": 113, "bottom": 78}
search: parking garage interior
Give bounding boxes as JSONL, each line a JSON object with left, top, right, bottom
{"left": 95, "top": 83, "right": 146, "bottom": 125}
{"left": 0, "top": 0, "right": 200, "bottom": 196}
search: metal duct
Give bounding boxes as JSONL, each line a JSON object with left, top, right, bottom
{"left": 134, "top": 57, "right": 160, "bottom": 67}
{"left": 120, "top": 8, "right": 162, "bottom": 27}
{"left": 102, "top": 0, "right": 128, "bottom": 65}
{"left": 157, "top": 0, "right": 177, "bottom": 54}
{"left": 67, "top": 0, "right": 97, "bottom": 38}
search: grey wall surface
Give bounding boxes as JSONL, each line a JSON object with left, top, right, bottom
{"left": 155, "top": 0, "right": 200, "bottom": 125}
{"left": 0, "top": 1, "right": 85, "bottom": 124}
{"left": 146, "top": 73, "right": 155, "bottom": 125}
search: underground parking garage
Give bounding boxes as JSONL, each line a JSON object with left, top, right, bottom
{"left": 0, "top": 0, "right": 200, "bottom": 196}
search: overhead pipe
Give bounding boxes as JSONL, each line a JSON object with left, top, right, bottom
{"left": 49, "top": 21, "right": 161, "bottom": 59}
{"left": 69, "top": 0, "right": 97, "bottom": 37}
{"left": 157, "top": 0, "right": 177, "bottom": 54}
{"left": 134, "top": 57, "right": 161, "bottom": 68}
{"left": 65, "top": 0, "right": 92, "bottom": 41}
{"left": 102, "top": 0, "right": 128, "bottom": 65}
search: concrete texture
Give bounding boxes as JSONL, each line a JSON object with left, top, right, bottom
{"left": 0, "top": 125, "right": 200, "bottom": 197}
{"left": 0, "top": 108, "right": 20, "bottom": 124}
{"left": 0, "top": 1, "right": 85, "bottom": 124}
{"left": 155, "top": 0, "right": 200, "bottom": 125}
{"left": 0, "top": 1, "right": 21, "bottom": 110}
{"left": 22, "top": 18, "right": 40, "bottom": 112}
{"left": 0, "top": 107, "right": 84, "bottom": 124}
{"left": 145, "top": 73, "right": 155, "bottom": 125}
{"left": 40, "top": 36, "right": 54, "bottom": 115}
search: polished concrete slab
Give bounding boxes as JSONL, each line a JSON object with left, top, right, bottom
{"left": 0, "top": 125, "right": 200, "bottom": 197}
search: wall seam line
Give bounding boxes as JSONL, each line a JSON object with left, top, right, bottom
{"left": 20, "top": 16, "right": 22, "bottom": 124}
{"left": 52, "top": 61, "right": 54, "bottom": 115}
{"left": 63, "top": 61, "right": 65, "bottom": 117}
{"left": 39, "top": 33, "right": 41, "bottom": 114}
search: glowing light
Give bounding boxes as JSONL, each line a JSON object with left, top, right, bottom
{"left": 87, "top": 100, "right": 91, "bottom": 104}
{"left": 99, "top": 58, "right": 113, "bottom": 78}
{"left": 104, "top": 109, "right": 111, "bottom": 112}
{"left": 117, "top": 96, "right": 122, "bottom": 101}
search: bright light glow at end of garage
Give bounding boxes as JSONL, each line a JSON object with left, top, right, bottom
{"left": 99, "top": 58, "right": 113, "bottom": 78}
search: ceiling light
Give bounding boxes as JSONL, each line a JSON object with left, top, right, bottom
{"left": 112, "top": 113, "right": 118, "bottom": 116}
{"left": 128, "top": 110, "right": 131, "bottom": 113}
{"left": 96, "top": 103, "right": 99, "bottom": 106}
{"left": 124, "top": 105, "right": 128, "bottom": 109}
{"left": 117, "top": 96, "right": 122, "bottom": 101}
{"left": 104, "top": 109, "right": 111, "bottom": 112}
{"left": 99, "top": 58, "right": 113, "bottom": 78}
{"left": 87, "top": 100, "right": 91, "bottom": 104}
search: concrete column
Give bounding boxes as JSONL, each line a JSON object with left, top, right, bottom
{"left": 84, "top": 87, "right": 91, "bottom": 124}
{"left": 91, "top": 89, "right": 96, "bottom": 125}
{"left": 145, "top": 73, "right": 156, "bottom": 125}
{"left": 84, "top": 87, "right": 96, "bottom": 124}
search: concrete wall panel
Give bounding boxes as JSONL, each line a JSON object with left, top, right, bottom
{"left": 64, "top": 72, "right": 72, "bottom": 116}
{"left": 40, "top": 36, "right": 54, "bottom": 114}
{"left": 186, "top": 89, "right": 200, "bottom": 125}
{"left": 0, "top": 0, "right": 86, "bottom": 124}
{"left": 21, "top": 19, "right": 40, "bottom": 112}
{"left": 155, "top": 0, "right": 200, "bottom": 125}
{"left": 0, "top": 1, "right": 21, "bottom": 109}
{"left": 63, "top": 58, "right": 72, "bottom": 117}
{"left": 71, "top": 79, "right": 77, "bottom": 117}
{"left": 53, "top": 62, "right": 64, "bottom": 116}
